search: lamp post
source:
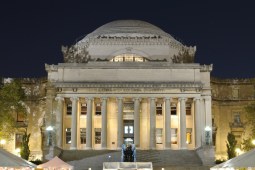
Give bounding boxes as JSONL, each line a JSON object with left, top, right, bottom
{"left": 46, "top": 126, "right": 53, "bottom": 146}
{"left": 205, "top": 126, "right": 212, "bottom": 145}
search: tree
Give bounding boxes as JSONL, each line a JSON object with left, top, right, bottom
{"left": 0, "top": 79, "right": 27, "bottom": 140}
{"left": 226, "top": 132, "right": 237, "bottom": 159}
{"left": 242, "top": 102, "right": 255, "bottom": 151}
{"left": 20, "top": 129, "right": 30, "bottom": 160}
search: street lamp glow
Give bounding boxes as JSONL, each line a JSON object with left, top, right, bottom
{"left": 252, "top": 139, "right": 255, "bottom": 145}
{"left": 0, "top": 139, "right": 6, "bottom": 145}
{"left": 205, "top": 126, "right": 211, "bottom": 131}
{"left": 46, "top": 126, "right": 53, "bottom": 131}
{"left": 235, "top": 148, "right": 241, "bottom": 153}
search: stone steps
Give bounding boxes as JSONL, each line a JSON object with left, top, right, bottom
{"left": 58, "top": 149, "right": 204, "bottom": 170}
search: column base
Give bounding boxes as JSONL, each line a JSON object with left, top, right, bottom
{"left": 70, "top": 147, "right": 77, "bottom": 150}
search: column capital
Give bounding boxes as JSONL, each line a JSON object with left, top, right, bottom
{"left": 70, "top": 96, "right": 79, "bottom": 102}
{"left": 116, "top": 97, "right": 123, "bottom": 101}
{"left": 101, "top": 97, "right": 108, "bottom": 101}
{"left": 164, "top": 97, "right": 172, "bottom": 102}
{"left": 193, "top": 97, "right": 200, "bottom": 101}
{"left": 55, "top": 96, "right": 64, "bottom": 101}
{"left": 85, "top": 97, "right": 94, "bottom": 102}
{"left": 178, "top": 97, "right": 187, "bottom": 102}
{"left": 133, "top": 97, "right": 141, "bottom": 102}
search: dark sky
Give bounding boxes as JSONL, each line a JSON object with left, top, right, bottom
{"left": 0, "top": 1, "right": 254, "bottom": 78}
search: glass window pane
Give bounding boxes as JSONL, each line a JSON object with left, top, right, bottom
{"left": 129, "top": 126, "right": 133, "bottom": 134}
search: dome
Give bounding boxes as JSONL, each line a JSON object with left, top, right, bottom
{"left": 76, "top": 20, "right": 179, "bottom": 45}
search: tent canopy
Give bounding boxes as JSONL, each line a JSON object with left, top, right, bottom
{"left": 37, "top": 156, "right": 73, "bottom": 170}
{"left": 0, "top": 148, "right": 36, "bottom": 168}
{"left": 211, "top": 149, "right": 255, "bottom": 170}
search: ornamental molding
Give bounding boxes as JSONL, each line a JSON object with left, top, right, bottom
{"left": 53, "top": 82, "right": 203, "bottom": 89}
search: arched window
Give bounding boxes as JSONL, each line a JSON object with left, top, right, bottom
{"left": 110, "top": 54, "right": 147, "bottom": 62}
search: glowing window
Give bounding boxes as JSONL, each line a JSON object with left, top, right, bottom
{"left": 110, "top": 54, "right": 147, "bottom": 62}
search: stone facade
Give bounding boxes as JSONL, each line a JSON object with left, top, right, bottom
{"left": 1, "top": 20, "right": 254, "bottom": 162}
{"left": 211, "top": 77, "right": 255, "bottom": 160}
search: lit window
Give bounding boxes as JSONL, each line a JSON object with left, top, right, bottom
{"left": 15, "top": 134, "right": 23, "bottom": 149}
{"left": 171, "top": 104, "right": 177, "bottom": 115}
{"left": 186, "top": 128, "right": 192, "bottom": 144}
{"left": 80, "top": 128, "right": 86, "bottom": 144}
{"left": 95, "top": 128, "right": 101, "bottom": 144}
{"left": 110, "top": 54, "right": 147, "bottom": 62}
{"left": 186, "top": 104, "right": 191, "bottom": 115}
{"left": 156, "top": 128, "right": 163, "bottom": 144}
{"left": 156, "top": 103, "right": 162, "bottom": 115}
{"left": 95, "top": 103, "right": 101, "bottom": 116}
{"left": 124, "top": 125, "right": 133, "bottom": 134}
{"left": 16, "top": 112, "right": 25, "bottom": 122}
{"left": 66, "top": 103, "right": 72, "bottom": 115}
{"left": 81, "top": 103, "right": 87, "bottom": 115}
{"left": 171, "top": 128, "right": 178, "bottom": 144}
{"left": 66, "top": 128, "right": 71, "bottom": 144}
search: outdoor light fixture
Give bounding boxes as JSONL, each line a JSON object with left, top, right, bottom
{"left": 0, "top": 139, "right": 6, "bottom": 148}
{"left": 46, "top": 126, "right": 53, "bottom": 146}
{"left": 252, "top": 139, "right": 255, "bottom": 145}
{"left": 205, "top": 126, "right": 211, "bottom": 145}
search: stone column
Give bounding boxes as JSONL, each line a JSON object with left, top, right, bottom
{"left": 164, "top": 97, "right": 171, "bottom": 149}
{"left": 117, "top": 97, "right": 123, "bottom": 149}
{"left": 179, "top": 97, "right": 187, "bottom": 149}
{"left": 200, "top": 98, "right": 206, "bottom": 144}
{"left": 133, "top": 98, "right": 141, "bottom": 148}
{"left": 70, "top": 97, "right": 78, "bottom": 150}
{"left": 194, "top": 98, "right": 201, "bottom": 148}
{"left": 205, "top": 97, "right": 212, "bottom": 145}
{"left": 150, "top": 98, "right": 156, "bottom": 149}
{"left": 55, "top": 96, "right": 64, "bottom": 148}
{"left": 86, "top": 97, "right": 93, "bottom": 149}
{"left": 101, "top": 97, "right": 108, "bottom": 149}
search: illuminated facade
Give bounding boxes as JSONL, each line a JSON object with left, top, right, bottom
{"left": 44, "top": 20, "right": 213, "bottom": 153}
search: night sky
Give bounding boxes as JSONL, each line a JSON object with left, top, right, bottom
{"left": 0, "top": 1, "right": 254, "bottom": 78}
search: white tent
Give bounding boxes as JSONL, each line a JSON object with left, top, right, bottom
{"left": 211, "top": 149, "right": 255, "bottom": 170}
{"left": 0, "top": 148, "right": 36, "bottom": 169}
{"left": 37, "top": 156, "right": 73, "bottom": 170}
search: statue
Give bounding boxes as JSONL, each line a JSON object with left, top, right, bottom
{"left": 61, "top": 45, "right": 91, "bottom": 63}
{"left": 121, "top": 144, "right": 135, "bottom": 162}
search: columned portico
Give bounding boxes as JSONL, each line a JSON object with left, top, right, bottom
{"left": 70, "top": 96, "right": 78, "bottom": 150}
{"left": 117, "top": 97, "right": 123, "bottom": 149}
{"left": 86, "top": 97, "right": 93, "bottom": 149}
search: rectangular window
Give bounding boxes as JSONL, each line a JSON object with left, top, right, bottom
{"left": 80, "top": 128, "right": 86, "bottom": 144}
{"left": 171, "top": 104, "right": 177, "bottom": 115}
{"left": 156, "top": 128, "right": 163, "bottom": 144}
{"left": 66, "top": 128, "right": 71, "bottom": 144}
{"left": 171, "top": 128, "right": 178, "bottom": 144}
{"left": 17, "top": 112, "right": 25, "bottom": 122}
{"left": 186, "top": 128, "right": 192, "bottom": 144}
{"left": 233, "top": 89, "right": 239, "bottom": 99}
{"left": 186, "top": 104, "right": 191, "bottom": 115}
{"left": 81, "top": 103, "right": 87, "bottom": 115}
{"left": 156, "top": 104, "right": 162, "bottom": 115}
{"left": 66, "top": 103, "right": 72, "bottom": 115}
{"left": 95, "top": 103, "right": 101, "bottom": 116}
{"left": 95, "top": 128, "right": 101, "bottom": 144}
{"left": 15, "top": 134, "right": 23, "bottom": 149}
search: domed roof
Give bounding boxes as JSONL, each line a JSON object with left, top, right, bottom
{"left": 89, "top": 20, "right": 172, "bottom": 37}
{"left": 76, "top": 20, "right": 179, "bottom": 45}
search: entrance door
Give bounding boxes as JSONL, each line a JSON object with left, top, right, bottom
{"left": 123, "top": 120, "right": 134, "bottom": 145}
